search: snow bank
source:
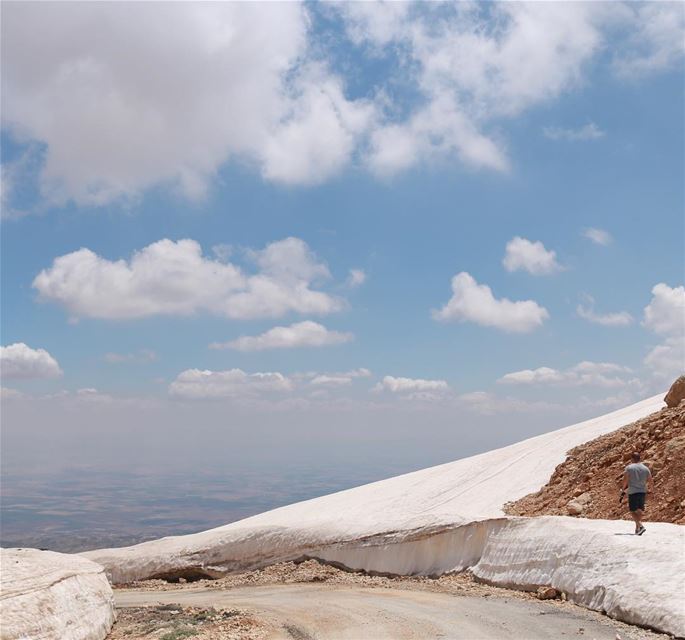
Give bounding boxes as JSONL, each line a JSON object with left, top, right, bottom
{"left": 0, "top": 547, "right": 115, "bottom": 640}
{"left": 313, "top": 517, "right": 685, "bottom": 637}
{"left": 83, "top": 393, "right": 685, "bottom": 636}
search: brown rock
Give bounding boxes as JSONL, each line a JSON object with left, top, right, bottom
{"left": 567, "top": 500, "right": 584, "bottom": 516}
{"left": 665, "top": 375, "right": 685, "bottom": 408}
{"left": 536, "top": 586, "right": 560, "bottom": 600}
{"left": 576, "top": 492, "right": 592, "bottom": 505}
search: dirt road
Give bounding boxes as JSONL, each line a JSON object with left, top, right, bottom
{"left": 115, "top": 583, "right": 653, "bottom": 639}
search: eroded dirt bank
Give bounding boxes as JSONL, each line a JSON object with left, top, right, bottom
{"left": 506, "top": 403, "right": 685, "bottom": 523}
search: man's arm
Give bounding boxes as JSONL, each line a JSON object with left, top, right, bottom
{"left": 622, "top": 471, "right": 629, "bottom": 491}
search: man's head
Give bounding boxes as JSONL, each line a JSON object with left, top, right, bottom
{"left": 631, "top": 452, "right": 641, "bottom": 462}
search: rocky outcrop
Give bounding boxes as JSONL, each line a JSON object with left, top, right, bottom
{"left": 0, "top": 548, "right": 115, "bottom": 640}
{"left": 665, "top": 375, "right": 685, "bottom": 408}
{"left": 506, "top": 402, "right": 685, "bottom": 524}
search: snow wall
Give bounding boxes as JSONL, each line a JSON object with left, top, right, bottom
{"left": 0, "top": 548, "right": 115, "bottom": 640}
{"left": 84, "top": 393, "right": 685, "bottom": 637}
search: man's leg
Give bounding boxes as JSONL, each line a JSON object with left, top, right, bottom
{"left": 633, "top": 508, "right": 643, "bottom": 533}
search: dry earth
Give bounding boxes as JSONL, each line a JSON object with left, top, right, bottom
{"left": 506, "top": 403, "right": 685, "bottom": 524}
{"left": 108, "top": 560, "right": 667, "bottom": 639}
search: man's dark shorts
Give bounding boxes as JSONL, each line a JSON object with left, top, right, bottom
{"left": 629, "top": 492, "right": 646, "bottom": 512}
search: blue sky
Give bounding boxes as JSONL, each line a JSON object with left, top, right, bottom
{"left": 1, "top": 2, "right": 684, "bottom": 475}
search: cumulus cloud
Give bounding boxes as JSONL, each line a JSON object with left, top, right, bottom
{"left": 644, "top": 336, "right": 685, "bottom": 381}
{"left": 310, "top": 368, "right": 372, "bottom": 387}
{"left": 374, "top": 375, "right": 449, "bottom": 394}
{"left": 3, "top": 3, "right": 681, "bottom": 207}
{"left": 577, "top": 305, "right": 633, "bottom": 327}
{"left": 104, "top": 349, "right": 157, "bottom": 364}
{"left": 347, "top": 269, "right": 367, "bottom": 288}
{"left": 1, "top": 3, "right": 377, "bottom": 205}
{"left": 499, "top": 361, "right": 637, "bottom": 388}
{"left": 612, "top": 3, "right": 685, "bottom": 78}
{"left": 433, "top": 272, "right": 549, "bottom": 333}
{"left": 345, "top": 3, "right": 619, "bottom": 177}
{"left": 210, "top": 321, "right": 353, "bottom": 352}
{"left": 259, "top": 64, "right": 375, "bottom": 185}
{"left": 33, "top": 237, "right": 344, "bottom": 320}
{"left": 543, "top": 122, "right": 605, "bottom": 141}
{"left": 576, "top": 295, "right": 633, "bottom": 326}
{"left": 583, "top": 227, "right": 613, "bottom": 246}
{"left": 0, "top": 343, "right": 63, "bottom": 379}
{"left": 502, "top": 237, "right": 562, "bottom": 275}
{"left": 643, "top": 283, "right": 685, "bottom": 379}
{"left": 169, "top": 368, "right": 293, "bottom": 400}
{"left": 643, "top": 283, "right": 685, "bottom": 336}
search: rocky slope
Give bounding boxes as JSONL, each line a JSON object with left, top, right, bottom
{"left": 505, "top": 402, "right": 685, "bottom": 524}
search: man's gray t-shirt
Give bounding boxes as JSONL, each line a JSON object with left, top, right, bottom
{"left": 625, "top": 462, "right": 651, "bottom": 495}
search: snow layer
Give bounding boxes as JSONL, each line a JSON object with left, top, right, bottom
{"left": 314, "top": 517, "right": 685, "bottom": 637}
{"left": 83, "top": 394, "right": 685, "bottom": 636}
{"left": 0, "top": 547, "right": 115, "bottom": 640}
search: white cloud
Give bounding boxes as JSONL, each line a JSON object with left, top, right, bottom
{"left": 374, "top": 375, "right": 449, "bottom": 394}
{"left": 612, "top": 3, "right": 685, "bottom": 78}
{"left": 644, "top": 336, "right": 685, "bottom": 381}
{"left": 498, "top": 367, "right": 565, "bottom": 385}
{"left": 577, "top": 306, "right": 634, "bottom": 327}
{"left": 543, "top": 122, "right": 605, "bottom": 141}
{"left": 1, "top": 2, "right": 682, "bottom": 208}
{"left": 0, "top": 343, "right": 63, "bottom": 379}
{"left": 347, "top": 3, "right": 609, "bottom": 177}
{"left": 502, "top": 237, "right": 562, "bottom": 275}
{"left": 310, "top": 375, "right": 352, "bottom": 387}
{"left": 367, "top": 96, "right": 510, "bottom": 176}
{"left": 347, "top": 269, "right": 367, "bottom": 288}
{"left": 643, "top": 283, "right": 685, "bottom": 379}
{"left": 104, "top": 349, "right": 157, "bottom": 364}
{"left": 433, "top": 272, "right": 549, "bottom": 333}
{"left": 1, "top": 4, "right": 298, "bottom": 204}
{"left": 33, "top": 237, "right": 344, "bottom": 320}
{"left": 210, "top": 321, "right": 353, "bottom": 352}
{"left": 1, "top": 387, "right": 24, "bottom": 400}
{"left": 583, "top": 227, "right": 613, "bottom": 246}
{"left": 576, "top": 296, "right": 633, "bottom": 327}
{"left": 499, "top": 361, "right": 637, "bottom": 388}
{"left": 643, "top": 283, "right": 685, "bottom": 336}
{"left": 169, "top": 368, "right": 293, "bottom": 400}
{"left": 260, "top": 64, "right": 376, "bottom": 185}
{"left": 310, "top": 368, "right": 371, "bottom": 387}
{"left": 1, "top": 3, "right": 381, "bottom": 206}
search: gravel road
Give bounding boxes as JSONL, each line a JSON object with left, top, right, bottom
{"left": 115, "top": 583, "right": 652, "bottom": 639}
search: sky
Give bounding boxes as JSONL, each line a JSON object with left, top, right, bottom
{"left": 1, "top": 2, "right": 684, "bottom": 480}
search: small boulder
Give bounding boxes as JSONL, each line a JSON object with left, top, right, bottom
{"left": 664, "top": 375, "right": 685, "bottom": 408}
{"left": 576, "top": 491, "right": 592, "bottom": 505}
{"left": 536, "top": 586, "right": 560, "bottom": 600}
{"left": 567, "top": 499, "right": 584, "bottom": 516}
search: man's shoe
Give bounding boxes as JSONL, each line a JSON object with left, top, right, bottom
{"left": 637, "top": 525, "right": 646, "bottom": 536}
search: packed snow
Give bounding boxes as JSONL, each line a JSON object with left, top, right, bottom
{"left": 83, "top": 393, "right": 685, "bottom": 636}
{"left": 0, "top": 548, "right": 115, "bottom": 640}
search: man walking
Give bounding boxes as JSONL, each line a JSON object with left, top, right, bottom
{"left": 621, "top": 452, "right": 653, "bottom": 535}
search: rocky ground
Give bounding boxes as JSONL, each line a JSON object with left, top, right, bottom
{"left": 114, "top": 558, "right": 525, "bottom": 597}
{"left": 506, "top": 402, "right": 685, "bottom": 524}
{"left": 108, "top": 560, "right": 665, "bottom": 639}
{"left": 107, "top": 603, "right": 268, "bottom": 640}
